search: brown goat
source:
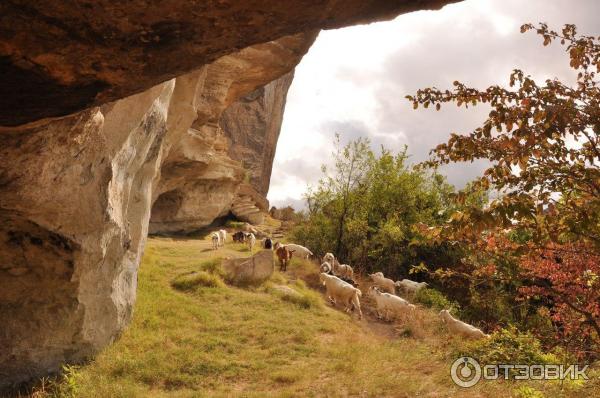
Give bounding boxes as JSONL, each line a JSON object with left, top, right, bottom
{"left": 275, "top": 246, "right": 295, "bottom": 272}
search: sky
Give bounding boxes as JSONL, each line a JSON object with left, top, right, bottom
{"left": 267, "top": 0, "right": 599, "bottom": 209}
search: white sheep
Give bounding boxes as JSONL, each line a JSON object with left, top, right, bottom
{"left": 247, "top": 232, "right": 256, "bottom": 251}
{"left": 281, "top": 243, "right": 313, "bottom": 259}
{"left": 211, "top": 232, "right": 220, "bottom": 250}
{"left": 395, "top": 279, "right": 428, "bottom": 296}
{"left": 322, "top": 252, "right": 336, "bottom": 265}
{"left": 319, "top": 273, "right": 362, "bottom": 319}
{"left": 218, "top": 229, "right": 227, "bottom": 246}
{"left": 320, "top": 261, "right": 332, "bottom": 274}
{"left": 439, "top": 309, "right": 488, "bottom": 340}
{"left": 369, "top": 271, "right": 396, "bottom": 294}
{"left": 322, "top": 252, "right": 354, "bottom": 281}
{"left": 368, "top": 286, "right": 414, "bottom": 321}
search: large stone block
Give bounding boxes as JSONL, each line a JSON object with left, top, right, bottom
{"left": 222, "top": 250, "right": 274, "bottom": 286}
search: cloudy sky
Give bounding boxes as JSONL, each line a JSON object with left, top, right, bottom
{"left": 267, "top": 0, "right": 599, "bottom": 209}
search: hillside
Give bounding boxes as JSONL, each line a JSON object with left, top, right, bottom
{"left": 27, "top": 236, "right": 598, "bottom": 397}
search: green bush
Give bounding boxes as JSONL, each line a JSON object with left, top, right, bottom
{"left": 225, "top": 220, "right": 245, "bottom": 229}
{"left": 458, "top": 327, "right": 559, "bottom": 366}
{"left": 414, "top": 287, "right": 459, "bottom": 312}
{"left": 171, "top": 271, "right": 225, "bottom": 291}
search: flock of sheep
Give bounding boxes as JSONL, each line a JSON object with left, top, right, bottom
{"left": 210, "top": 229, "right": 257, "bottom": 251}
{"left": 207, "top": 229, "right": 488, "bottom": 340}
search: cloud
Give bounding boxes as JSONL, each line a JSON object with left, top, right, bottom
{"left": 269, "top": 196, "right": 308, "bottom": 211}
{"left": 268, "top": 0, "right": 600, "bottom": 208}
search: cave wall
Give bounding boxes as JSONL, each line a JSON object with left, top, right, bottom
{"left": 0, "top": 0, "right": 459, "bottom": 389}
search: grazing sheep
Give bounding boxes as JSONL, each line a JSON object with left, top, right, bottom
{"left": 272, "top": 242, "right": 312, "bottom": 259}
{"left": 369, "top": 272, "right": 397, "bottom": 294}
{"left": 395, "top": 279, "right": 428, "bottom": 296}
{"left": 232, "top": 231, "right": 246, "bottom": 243}
{"left": 368, "top": 286, "right": 415, "bottom": 321}
{"left": 439, "top": 309, "right": 488, "bottom": 340}
{"left": 275, "top": 245, "right": 295, "bottom": 272}
{"left": 281, "top": 243, "right": 313, "bottom": 259}
{"left": 218, "top": 229, "right": 227, "bottom": 246}
{"left": 333, "top": 262, "right": 354, "bottom": 282}
{"left": 322, "top": 252, "right": 336, "bottom": 265}
{"left": 263, "top": 237, "right": 273, "bottom": 249}
{"left": 319, "top": 273, "right": 362, "bottom": 319}
{"left": 320, "top": 261, "right": 333, "bottom": 274}
{"left": 211, "top": 232, "right": 220, "bottom": 250}
{"left": 322, "top": 252, "right": 355, "bottom": 282}
{"left": 247, "top": 233, "right": 256, "bottom": 251}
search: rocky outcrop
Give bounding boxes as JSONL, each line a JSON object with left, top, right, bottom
{"left": 0, "top": 0, "right": 458, "bottom": 389}
{"left": 149, "top": 32, "right": 316, "bottom": 234}
{"left": 0, "top": 75, "right": 202, "bottom": 387}
{"left": 220, "top": 72, "right": 295, "bottom": 196}
{"left": 0, "top": 0, "right": 457, "bottom": 127}
{"left": 222, "top": 250, "right": 274, "bottom": 286}
{"left": 231, "top": 194, "right": 265, "bottom": 225}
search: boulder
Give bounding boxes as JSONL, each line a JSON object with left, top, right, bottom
{"left": 222, "top": 250, "right": 274, "bottom": 285}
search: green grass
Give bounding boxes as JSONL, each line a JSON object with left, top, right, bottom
{"left": 171, "top": 271, "right": 225, "bottom": 290}
{"left": 27, "top": 236, "right": 599, "bottom": 397}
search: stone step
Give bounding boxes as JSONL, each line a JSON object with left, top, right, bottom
{"left": 232, "top": 198, "right": 255, "bottom": 205}
{"left": 232, "top": 204, "right": 259, "bottom": 213}
{"left": 234, "top": 210, "right": 261, "bottom": 219}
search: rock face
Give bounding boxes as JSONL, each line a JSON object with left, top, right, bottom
{"left": 220, "top": 71, "right": 295, "bottom": 196}
{"left": 0, "top": 0, "right": 458, "bottom": 389}
{"left": 0, "top": 0, "right": 457, "bottom": 127}
{"left": 0, "top": 78, "right": 191, "bottom": 386}
{"left": 149, "top": 33, "right": 316, "bottom": 234}
{"left": 222, "top": 250, "right": 274, "bottom": 286}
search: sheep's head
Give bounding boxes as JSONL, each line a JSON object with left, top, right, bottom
{"left": 320, "top": 262, "right": 332, "bottom": 273}
{"left": 439, "top": 309, "right": 450, "bottom": 320}
{"left": 323, "top": 252, "right": 334, "bottom": 263}
{"left": 274, "top": 242, "right": 282, "bottom": 250}
{"left": 368, "top": 286, "right": 381, "bottom": 297}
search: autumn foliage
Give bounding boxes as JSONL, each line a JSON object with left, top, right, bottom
{"left": 409, "top": 23, "right": 600, "bottom": 359}
{"left": 519, "top": 243, "right": 600, "bottom": 358}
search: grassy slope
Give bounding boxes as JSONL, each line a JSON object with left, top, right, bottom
{"left": 47, "top": 236, "right": 596, "bottom": 398}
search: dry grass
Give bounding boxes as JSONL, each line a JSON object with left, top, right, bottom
{"left": 21, "top": 235, "right": 598, "bottom": 398}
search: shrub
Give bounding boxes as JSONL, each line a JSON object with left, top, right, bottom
{"left": 171, "top": 271, "right": 225, "bottom": 291}
{"left": 414, "top": 287, "right": 459, "bottom": 313}
{"left": 225, "top": 220, "right": 245, "bottom": 229}
{"left": 458, "top": 327, "right": 559, "bottom": 366}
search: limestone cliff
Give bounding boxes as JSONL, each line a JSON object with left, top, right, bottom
{"left": 149, "top": 33, "right": 315, "bottom": 234}
{"left": 0, "top": 0, "right": 458, "bottom": 389}
{"left": 220, "top": 71, "right": 295, "bottom": 197}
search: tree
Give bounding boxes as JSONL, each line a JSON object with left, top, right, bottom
{"left": 520, "top": 243, "right": 600, "bottom": 358}
{"left": 408, "top": 23, "right": 600, "bottom": 357}
{"left": 293, "top": 136, "right": 466, "bottom": 278}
